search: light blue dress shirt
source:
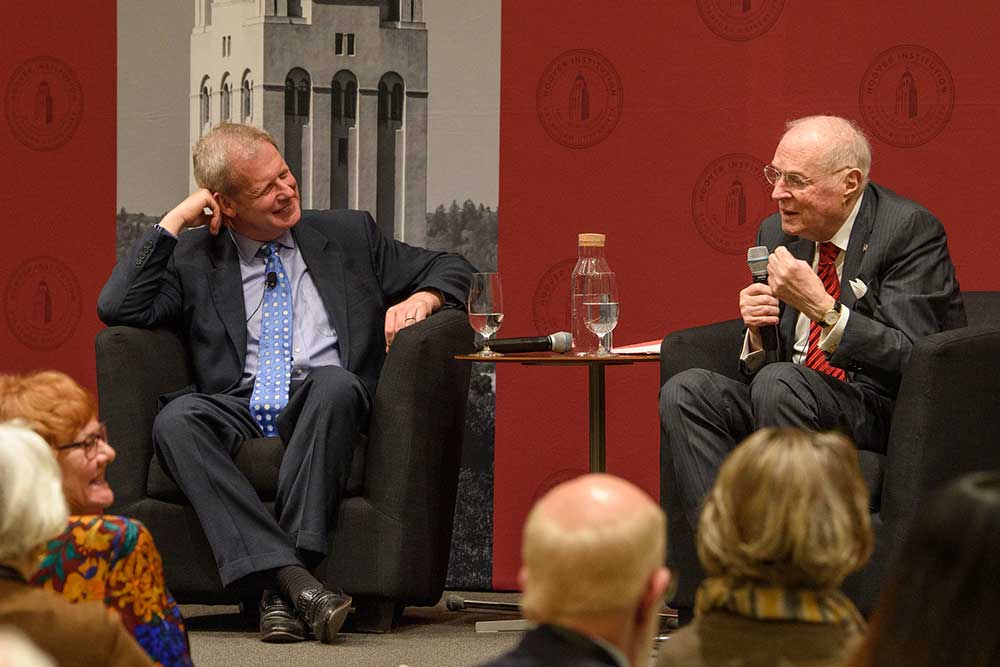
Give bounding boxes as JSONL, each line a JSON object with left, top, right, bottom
{"left": 228, "top": 228, "right": 342, "bottom": 386}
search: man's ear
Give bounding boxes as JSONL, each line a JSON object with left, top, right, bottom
{"left": 215, "top": 191, "right": 237, "bottom": 219}
{"left": 843, "top": 168, "right": 863, "bottom": 201}
{"left": 635, "top": 566, "right": 670, "bottom": 623}
{"left": 517, "top": 566, "right": 528, "bottom": 592}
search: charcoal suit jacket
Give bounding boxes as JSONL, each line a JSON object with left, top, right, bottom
{"left": 755, "top": 182, "right": 965, "bottom": 399}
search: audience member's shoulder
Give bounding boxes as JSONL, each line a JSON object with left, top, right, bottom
{"left": 2, "top": 582, "right": 103, "bottom": 624}
{"left": 657, "top": 611, "right": 858, "bottom": 667}
{"left": 0, "top": 585, "right": 151, "bottom": 665}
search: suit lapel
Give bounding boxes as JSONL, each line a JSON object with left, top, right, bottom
{"left": 208, "top": 232, "right": 248, "bottom": 369}
{"left": 840, "top": 186, "right": 876, "bottom": 310}
{"left": 293, "top": 222, "right": 351, "bottom": 368}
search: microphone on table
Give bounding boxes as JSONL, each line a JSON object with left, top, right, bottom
{"left": 265, "top": 272, "right": 278, "bottom": 290}
{"left": 747, "top": 246, "right": 780, "bottom": 363}
{"left": 477, "top": 331, "right": 573, "bottom": 354}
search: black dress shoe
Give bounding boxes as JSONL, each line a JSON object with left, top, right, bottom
{"left": 295, "top": 588, "right": 353, "bottom": 643}
{"left": 260, "top": 589, "right": 306, "bottom": 643}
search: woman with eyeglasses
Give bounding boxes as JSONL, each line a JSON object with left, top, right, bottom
{"left": 0, "top": 371, "right": 191, "bottom": 667}
{"left": 0, "top": 422, "right": 154, "bottom": 667}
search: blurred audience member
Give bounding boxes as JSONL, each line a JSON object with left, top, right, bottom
{"left": 658, "top": 428, "right": 872, "bottom": 667}
{"left": 0, "top": 371, "right": 191, "bottom": 667}
{"left": 0, "top": 422, "right": 153, "bottom": 667}
{"left": 0, "top": 626, "right": 57, "bottom": 667}
{"left": 848, "top": 470, "right": 1000, "bottom": 667}
{"left": 477, "top": 473, "right": 670, "bottom": 667}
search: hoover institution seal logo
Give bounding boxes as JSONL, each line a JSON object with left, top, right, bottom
{"left": 692, "top": 154, "right": 772, "bottom": 255}
{"left": 532, "top": 258, "right": 576, "bottom": 336}
{"left": 4, "top": 257, "right": 82, "bottom": 350}
{"left": 697, "top": 0, "right": 785, "bottom": 42}
{"left": 4, "top": 56, "right": 84, "bottom": 151}
{"left": 537, "top": 50, "right": 623, "bottom": 149}
{"left": 859, "top": 45, "right": 954, "bottom": 148}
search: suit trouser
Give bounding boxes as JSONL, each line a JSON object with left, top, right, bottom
{"left": 152, "top": 365, "right": 371, "bottom": 587}
{"left": 659, "top": 362, "right": 893, "bottom": 530}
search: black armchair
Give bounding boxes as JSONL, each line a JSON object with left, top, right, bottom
{"left": 97, "top": 309, "right": 474, "bottom": 631}
{"left": 660, "top": 291, "right": 1000, "bottom": 614}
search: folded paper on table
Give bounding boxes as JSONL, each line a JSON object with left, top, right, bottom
{"left": 611, "top": 339, "right": 662, "bottom": 354}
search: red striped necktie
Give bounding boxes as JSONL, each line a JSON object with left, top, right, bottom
{"left": 804, "top": 242, "right": 847, "bottom": 381}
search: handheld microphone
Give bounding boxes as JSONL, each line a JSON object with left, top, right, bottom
{"left": 265, "top": 272, "right": 277, "bottom": 290}
{"left": 478, "top": 331, "right": 573, "bottom": 354}
{"left": 747, "top": 246, "right": 780, "bottom": 363}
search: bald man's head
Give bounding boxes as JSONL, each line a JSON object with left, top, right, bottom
{"left": 783, "top": 115, "right": 871, "bottom": 183}
{"left": 519, "top": 474, "right": 666, "bottom": 623}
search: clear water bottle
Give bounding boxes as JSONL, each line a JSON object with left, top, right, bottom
{"left": 570, "top": 233, "right": 611, "bottom": 355}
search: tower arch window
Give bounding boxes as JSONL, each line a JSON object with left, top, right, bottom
{"left": 330, "top": 71, "right": 358, "bottom": 125}
{"left": 240, "top": 70, "right": 253, "bottom": 121}
{"left": 199, "top": 77, "right": 211, "bottom": 133}
{"left": 220, "top": 74, "right": 232, "bottom": 122}
{"left": 284, "top": 68, "right": 311, "bottom": 118}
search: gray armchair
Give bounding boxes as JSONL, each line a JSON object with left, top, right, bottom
{"left": 660, "top": 291, "right": 1000, "bottom": 614}
{"left": 97, "top": 309, "right": 474, "bottom": 631}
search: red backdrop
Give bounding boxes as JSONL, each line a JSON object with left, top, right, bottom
{"left": 4, "top": 0, "right": 1000, "bottom": 594}
{"left": 1, "top": 2, "right": 116, "bottom": 393}
{"left": 494, "top": 0, "right": 1000, "bottom": 588}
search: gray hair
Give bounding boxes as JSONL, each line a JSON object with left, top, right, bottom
{"left": 786, "top": 115, "right": 872, "bottom": 184}
{"left": 0, "top": 421, "right": 68, "bottom": 562}
{"left": 192, "top": 123, "right": 278, "bottom": 195}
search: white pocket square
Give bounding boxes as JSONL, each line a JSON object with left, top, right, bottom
{"left": 849, "top": 278, "right": 868, "bottom": 299}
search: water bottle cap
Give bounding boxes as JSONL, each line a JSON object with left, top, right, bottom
{"left": 578, "top": 233, "right": 606, "bottom": 247}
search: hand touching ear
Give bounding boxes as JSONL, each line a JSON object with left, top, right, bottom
{"left": 160, "top": 189, "right": 223, "bottom": 236}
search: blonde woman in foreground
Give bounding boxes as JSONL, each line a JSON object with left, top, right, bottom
{"left": 657, "top": 427, "right": 872, "bottom": 667}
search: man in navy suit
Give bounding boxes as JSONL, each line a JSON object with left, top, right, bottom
{"left": 477, "top": 474, "right": 670, "bottom": 667}
{"left": 99, "top": 123, "right": 473, "bottom": 643}
{"left": 660, "top": 115, "right": 965, "bottom": 533}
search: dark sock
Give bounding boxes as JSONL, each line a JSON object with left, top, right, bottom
{"left": 273, "top": 565, "right": 322, "bottom": 605}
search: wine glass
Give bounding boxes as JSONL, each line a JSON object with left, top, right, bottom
{"left": 582, "top": 272, "right": 619, "bottom": 357}
{"left": 467, "top": 272, "right": 504, "bottom": 357}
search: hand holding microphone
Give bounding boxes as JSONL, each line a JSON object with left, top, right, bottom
{"left": 745, "top": 246, "right": 780, "bottom": 362}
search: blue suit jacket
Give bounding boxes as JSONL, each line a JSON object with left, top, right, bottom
{"left": 98, "top": 209, "right": 474, "bottom": 399}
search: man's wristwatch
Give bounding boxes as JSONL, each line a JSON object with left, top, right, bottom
{"left": 815, "top": 302, "right": 843, "bottom": 328}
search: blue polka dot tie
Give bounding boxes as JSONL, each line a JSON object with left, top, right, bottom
{"left": 250, "top": 242, "right": 293, "bottom": 437}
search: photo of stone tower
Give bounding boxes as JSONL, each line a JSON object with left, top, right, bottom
{"left": 190, "top": 0, "right": 428, "bottom": 244}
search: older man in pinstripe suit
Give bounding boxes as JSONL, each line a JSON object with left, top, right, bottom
{"left": 660, "top": 115, "right": 965, "bottom": 532}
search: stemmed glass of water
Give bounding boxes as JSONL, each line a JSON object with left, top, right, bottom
{"left": 582, "top": 272, "right": 619, "bottom": 356}
{"left": 467, "top": 272, "right": 504, "bottom": 357}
